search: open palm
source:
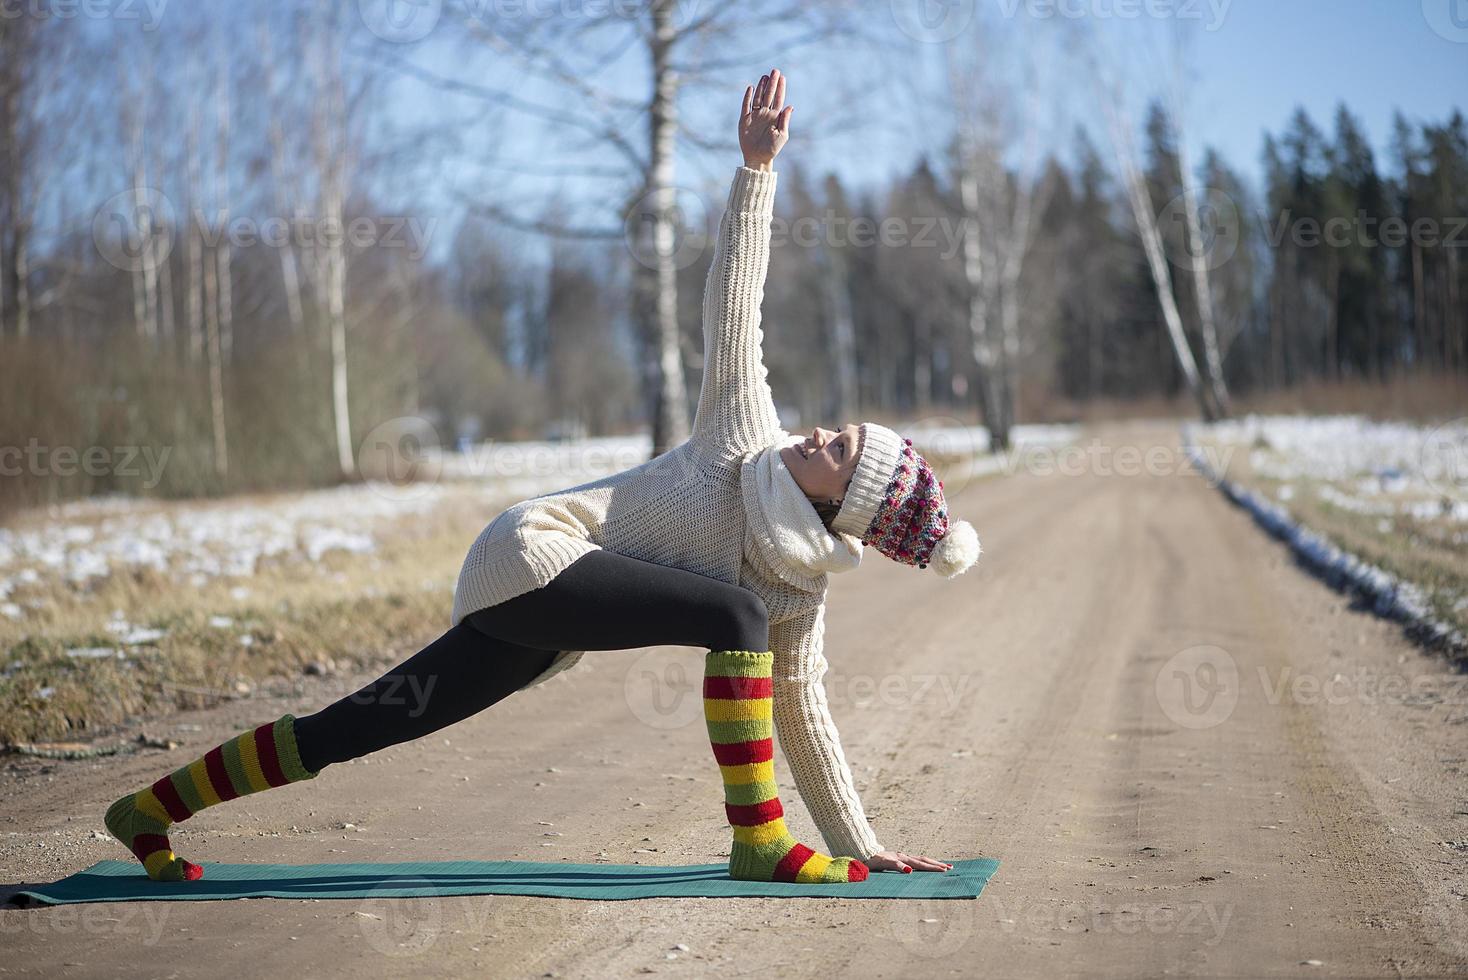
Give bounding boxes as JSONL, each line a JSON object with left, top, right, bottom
{"left": 739, "top": 69, "right": 794, "bottom": 170}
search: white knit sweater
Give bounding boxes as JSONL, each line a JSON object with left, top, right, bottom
{"left": 451, "top": 166, "right": 884, "bottom": 860}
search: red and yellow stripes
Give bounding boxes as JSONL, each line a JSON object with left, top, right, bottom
{"left": 704, "top": 650, "right": 868, "bottom": 884}
{"left": 105, "top": 714, "right": 317, "bottom": 882}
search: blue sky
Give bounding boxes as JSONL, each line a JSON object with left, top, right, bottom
{"left": 1170, "top": 0, "right": 1467, "bottom": 179}
{"left": 811, "top": 0, "right": 1468, "bottom": 192}
{"left": 371, "top": 0, "right": 1466, "bottom": 260}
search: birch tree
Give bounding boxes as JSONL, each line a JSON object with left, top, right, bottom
{"left": 214, "top": 46, "right": 235, "bottom": 365}
{"left": 1166, "top": 37, "right": 1230, "bottom": 415}
{"left": 0, "top": 15, "right": 42, "bottom": 338}
{"left": 258, "top": 20, "right": 306, "bottom": 332}
{"left": 309, "top": 0, "right": 356, "bottom": 477}
{"left": 374, "top": 1, "right": 854, "bottom": 455}
{"left": 947, "top": 41, "right": 1052, "bottom": 450}
{"left": 1087, "top": 39, "right": 1213, "bottom": 421}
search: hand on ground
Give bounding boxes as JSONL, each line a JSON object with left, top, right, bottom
{"left": 866, "top": 850, "right": 952, "bottom": 873}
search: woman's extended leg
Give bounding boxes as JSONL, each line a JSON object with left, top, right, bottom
{"left": 292, "top": 626, "right": 556, "bottom": 772}
{"left": 102, "top": 550, "right": 753, "bottom": 882}
{"left": 291, "top": 547, "right": 774, "bottom": 772}
{"left": 105, "top": 549, "right": 862, "bottom": 882}
{"left": 104, "top": 623, "right": 557, "bottom": 881}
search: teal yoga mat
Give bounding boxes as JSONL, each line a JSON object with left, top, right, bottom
{"left": 13, "top": 857, "right": 999, "bottom": 905}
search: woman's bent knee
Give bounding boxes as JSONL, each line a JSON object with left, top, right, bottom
{"left": 713, "top": 587, "right": 769, "bottom": 651}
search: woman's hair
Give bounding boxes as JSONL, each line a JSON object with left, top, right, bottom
{"left": 812, "top": 497, "right": 841, "bottom": 532}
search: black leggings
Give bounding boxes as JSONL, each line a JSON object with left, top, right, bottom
{"left": 292, "top": 549, "right": 769, "bottom": 772}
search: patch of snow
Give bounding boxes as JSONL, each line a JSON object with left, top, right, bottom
{"left": 65, "top": 647, "right": 124, "bottom": 659}
{"left": 1185, "top": 429, "right": 1464, "bottom": 655}
{"left": 1205, "top": 415, "right": 1467, "bottom": 524}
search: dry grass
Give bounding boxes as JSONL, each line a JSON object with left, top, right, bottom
{"left": 1232, "top": 373, "right": 1468, "bottom": 424}
{"left": 1208, "top": 447, "right": 1468, "bottom": 643}
{"left": 0, "top": 490, "right": 501, "bottom": 746}
{"left": 1022, "top": 372, "right": 1468, "bottom": 427}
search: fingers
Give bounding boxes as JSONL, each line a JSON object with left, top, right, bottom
{"left": 741, "top": 84, "right": 753, "bottom": 120}
{"left": 753, "top": 73, "right": 769, "bottom": 109}
{"left": 769, "top": 69, "right": 785, "bottom": 112}
{"left": 777, "top": 104, "right": 793, "bottom": 135}
{"left": 903, "top": 854, "right": 953, "bottom": 872}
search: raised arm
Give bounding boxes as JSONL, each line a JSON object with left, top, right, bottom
{"left": 690, "top": 71, "right": 792, "bottom": 461}
{"left": 770, "top": 605, "right": 954, "bottom": 873}
{"left": 768, "top": 605, "right": 885, "bottom": 860}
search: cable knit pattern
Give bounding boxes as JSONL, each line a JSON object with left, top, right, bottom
{"left": 450, "top": 166, "right": 884, "bottom": 859}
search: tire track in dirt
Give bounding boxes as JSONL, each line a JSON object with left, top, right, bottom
{"left": 3, "top": 423, "right": 1464, "bottom": 979}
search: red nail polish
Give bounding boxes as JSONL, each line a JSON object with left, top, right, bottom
{"left": 902, "top": 866, "right": 912, "bottom": 874}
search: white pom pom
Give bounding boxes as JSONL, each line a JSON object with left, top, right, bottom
{"left": 929, "top": 520, "right": 980, "bottom": 579}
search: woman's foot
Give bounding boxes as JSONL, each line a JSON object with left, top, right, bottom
{"left": 705, "top": 650, "right": 869, "bottom": 884}
{"left": 103, "top": 715, "right": 316, "bottom": 881}
{"left": 728, "top": 820, "right": 868, "bottom": 883}
{"left": 104, "top": 791, "right": 202, "bottom": 882}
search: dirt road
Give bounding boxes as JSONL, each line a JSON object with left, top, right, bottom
{"left": 4, "top": 423, "right": 1466, "bottom": 978}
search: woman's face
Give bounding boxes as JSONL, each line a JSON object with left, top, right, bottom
{"left": 780, "top": 424, "right": 862, "bottom": 502}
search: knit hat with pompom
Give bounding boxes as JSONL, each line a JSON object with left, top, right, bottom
{"left": 831, "top": 423, "right": 981, "bottom": 579}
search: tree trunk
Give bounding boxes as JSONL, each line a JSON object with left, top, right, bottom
{"left": 1325, "top": 250, "right": 1339, "bottom": 380}
{"left": 824, "top": 245, "right": 859, "bottom": 420}
{"left": 1099, "top": 100, "right": 1212, "bottom": 420}
{"left": 1176, "top": 159, "right": 1231, "bottom": 414}
{"left": 260, "top": 22, "right": 305, "bottom": 332}
{"left": 1412, "top": 241, "right": 1426, "bottom": 368}
{"left": 215, "top": 55, "right": 233, "bottom": 364}
{"left": 203, "top": 236, "right": 228, "bottom": 479}
{"left": 311, "top": 2, "right": 356, "bottom": 479}
{"left": 121, "top": 59, "right": 161, "bottom": 343}
{"left": 185, "top": 95, "right": 204, "bottom": 362}
{"left": 10, "top": 227, "right": 27, "bottom": 339}
{"left": 642, "top": 0, "right": 689, "bottom": 457}
{"left": 958, "top": 167, "right": 1009, "bottom": 451}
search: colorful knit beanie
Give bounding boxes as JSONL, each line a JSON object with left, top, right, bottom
{"left": 831, "top": 423, "right": 981, "bottom": 579}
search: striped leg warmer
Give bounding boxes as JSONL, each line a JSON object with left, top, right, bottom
{"left": 704, "top": 650, "right": 868, "bottom": 884}
{"left": 104, "top": 715, "right": 317, "bottom": 881}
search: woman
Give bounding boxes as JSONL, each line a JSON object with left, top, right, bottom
{"left": 104, "top": 69, "right": 979, "bottom": 886}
